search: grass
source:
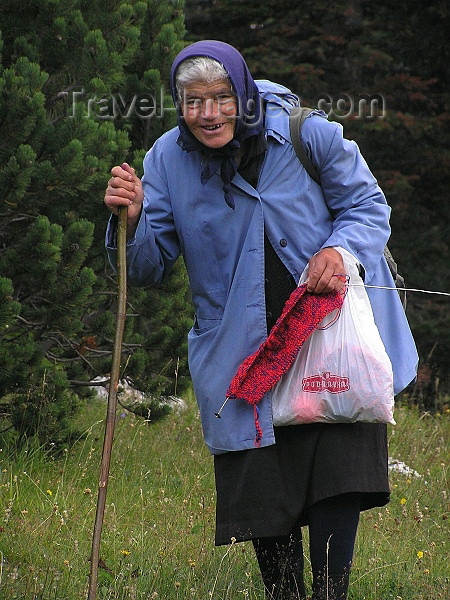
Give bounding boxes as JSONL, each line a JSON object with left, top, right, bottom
{"left": 0, "top": 394, "right": 448, "bottom": 599}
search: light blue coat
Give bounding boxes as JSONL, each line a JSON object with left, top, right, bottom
{"left": 106, "top": 82, "right": 418, "bottom": 454}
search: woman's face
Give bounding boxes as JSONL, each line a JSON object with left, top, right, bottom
{"left": 180, "top": 79, "right": 237, "bottom": 148}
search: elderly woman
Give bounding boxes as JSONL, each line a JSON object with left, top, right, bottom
{"left": 105, "top": 41, "right": 417, "bottom": 600}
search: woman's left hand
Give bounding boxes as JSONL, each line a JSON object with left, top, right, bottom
{"left": 306, "top": 247, "right": 346, "bottom": 294}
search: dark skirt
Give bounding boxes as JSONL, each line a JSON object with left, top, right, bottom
{"left": 214, "top": 422, "right": 390, "bottom": 546}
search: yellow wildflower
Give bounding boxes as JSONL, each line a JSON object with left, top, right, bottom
{"left": 400, "top": 497, "right": 406, "bottom": 505}
{"left": 417, "top": 551, "right": 424, "bottom": 559}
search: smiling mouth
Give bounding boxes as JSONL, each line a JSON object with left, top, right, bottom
{"left": 201, "top": 123, "right": 224, "bottom": 131}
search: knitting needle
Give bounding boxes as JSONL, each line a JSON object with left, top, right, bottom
{"left": 215, "top": 397, "right": 231, "bottom": 418}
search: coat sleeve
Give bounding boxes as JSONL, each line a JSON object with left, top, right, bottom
{"left": 301, "top": 115, "right": 391, "bottom": 279}
{"left": 300, "top": 115, "right": 418, "bottom": 393}
{"left": 105, "top": 139, "right": 181, "bottom": 286}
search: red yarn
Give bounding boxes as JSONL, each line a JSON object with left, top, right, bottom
{"left": 254, "top": 405, "right": 263, "bottom": 447}
{"left": 226, "top": 284, "right": 344, "bottom": 444}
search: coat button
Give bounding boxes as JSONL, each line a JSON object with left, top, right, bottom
{"left": 279, "top": 238, "right": 287, "bottom": 247}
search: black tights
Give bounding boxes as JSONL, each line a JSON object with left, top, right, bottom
{"left": 252, "top": 493, "right": 361, "bottom": 600}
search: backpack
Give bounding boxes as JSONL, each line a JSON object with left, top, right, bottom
{"left": 289, "top": 106, "right": 406, "bottom": 306}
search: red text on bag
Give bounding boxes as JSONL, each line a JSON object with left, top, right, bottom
{"left": 302, "top": 372, "right": 350, "bottom": 393}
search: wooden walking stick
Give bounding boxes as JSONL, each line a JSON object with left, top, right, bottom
{"left": 87, "top": 205, "right": 128, "bottom": 600}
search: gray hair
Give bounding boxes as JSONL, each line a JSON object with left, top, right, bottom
{"left": 175, "top": 56, "right": 230, "bottom": 101}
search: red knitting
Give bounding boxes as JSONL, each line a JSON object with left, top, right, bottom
{"left": 226, "top": 284, "right": 344, "bottom": 445}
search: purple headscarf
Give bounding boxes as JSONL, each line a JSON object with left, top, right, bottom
{"left": 169, "top": 41, "right": 264, "bottom": 209}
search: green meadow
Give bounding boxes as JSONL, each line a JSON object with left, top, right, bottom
{"left": 1, "top": 395, "right": 448, "bottom": 599}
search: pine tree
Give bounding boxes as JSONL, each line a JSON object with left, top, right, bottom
{"left": 0, "top": 0, "right": 191, "bottom": 446}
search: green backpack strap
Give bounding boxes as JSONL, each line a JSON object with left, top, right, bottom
{"left": 289, "top": 106, "right": 406, "bottom": 306}
{"left": 288, "top": 106, "right": 320, "bottom": 185}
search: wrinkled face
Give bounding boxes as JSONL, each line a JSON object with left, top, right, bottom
{"left": 180, "top": 79, "right": 237, "bottom": 148}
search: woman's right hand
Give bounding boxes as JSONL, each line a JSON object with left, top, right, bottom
{"left": 104, "top": 162, "right": 144, "bottom": 224}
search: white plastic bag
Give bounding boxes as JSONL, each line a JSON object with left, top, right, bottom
{"left": 271, "top": 247, "right": 395, "bottom": 425}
